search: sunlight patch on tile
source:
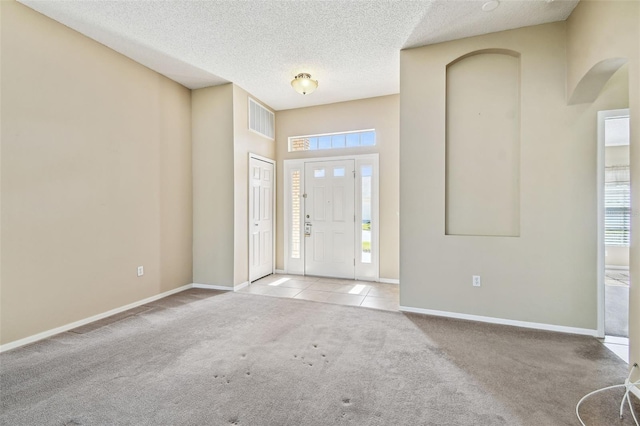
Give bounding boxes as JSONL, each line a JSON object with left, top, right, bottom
{"left": 269, "top": 278, "right": 291, "bottom": 287}
{"left": 349, "top": 284, "right": 366, "bottom": 295}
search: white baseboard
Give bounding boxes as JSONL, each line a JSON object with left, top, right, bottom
{"left": 379, "top": 278, "right": 399, "bottom": 285}
{"left": 234, "top": 281, "right": 249, "bottom": 291}
{"left": 192, "top": 283, "right": 234, "bottom": 291}
{"left": 605, "top": 265, "right": 630, "bottom": 271}
{"left": 274, "top": 269, "right": 285, "bottom": 274}
{"left": 0, "top": 284, "right": 193, "bottom": 353}
{"left": 604, "top": 335, "right": 629, "bottom": 345}
{"left": 399, "top": 305, "right": 598, "bottom": 337}
{"left": 632, "top": 384, "right": 640, "bottom": 400}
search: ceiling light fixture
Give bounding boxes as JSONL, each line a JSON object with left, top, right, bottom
{"left": 291, "top": 73, "right": 318, "bottom": 95}
{"left": 481, "top": 0, "right": 500, "bottom": 12}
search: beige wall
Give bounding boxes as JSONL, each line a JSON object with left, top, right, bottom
{"left": 275, "top": 95, "right": 399, "bottom": 280}
{"left": 232, "top": 85, "right": 276, "bottom": 285}
{"left": 192, "top": 84, "right": 234, "bottom": 287}
{"left": 1, "top": 1, "right": 193, "bottom": 345}
{"left": 192, "top": 84, "right": 275, "bottom": 287}
{"left": 567, "top": 0, "right": 640, "bottom": 374}
{"left": 400, "top": 22, "right": 629, "bottom": 331}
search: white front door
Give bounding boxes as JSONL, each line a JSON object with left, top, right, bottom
{"left": 249, "top": 157, "right": 274, "bottom": 282}
{"left": 304, "top": 160, "right": 355, "bottom": 279}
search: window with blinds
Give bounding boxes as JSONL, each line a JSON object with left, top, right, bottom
{"left": 604, "top": 165, "right": 630, "bottom": 246}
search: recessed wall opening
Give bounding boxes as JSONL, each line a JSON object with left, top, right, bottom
{"left": 445, "top": 49, "right": 521, "bottom": 237}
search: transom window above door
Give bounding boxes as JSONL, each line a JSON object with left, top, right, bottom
{"left": 289, "top": 129, "right": 376, "bottom": 152}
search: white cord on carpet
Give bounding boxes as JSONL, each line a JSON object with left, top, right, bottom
{"left": 576, "top": 363, "right": 640, "bottom": 426}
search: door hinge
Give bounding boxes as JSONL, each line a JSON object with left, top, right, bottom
{"left": 354, "top": 258, "right": 356, "bottom": 266}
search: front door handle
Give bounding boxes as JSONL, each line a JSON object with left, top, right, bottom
{"left": 304, "top": 222, "right": 312, "bottom": 237}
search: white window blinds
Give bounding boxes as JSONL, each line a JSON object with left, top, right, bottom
{"left": 604, "top": 165, "right": 631, "bottom": 246}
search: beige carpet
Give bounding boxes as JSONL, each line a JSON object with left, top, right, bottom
{"left": 1, "top": 289, "right": 638, "bottom": 425}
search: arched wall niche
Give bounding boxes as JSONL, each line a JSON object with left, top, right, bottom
{"left": 447, "top": 48, "right": 521, "bottom": 67}
{"left": 568, "top": 57, "right": 628, "bottom": 105}
{"left": 445, "top": 49, "right": 521, "bottom": 237}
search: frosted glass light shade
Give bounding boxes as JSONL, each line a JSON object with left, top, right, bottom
{"left": 291, "top": 73, "right": 318, "bottom": 95}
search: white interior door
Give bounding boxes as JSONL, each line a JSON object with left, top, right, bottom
{"left": 304, "top": 160, "right": 355, "bottom": 279}
{"left": 249, "top": 157, "right": 274, "bottom": 282}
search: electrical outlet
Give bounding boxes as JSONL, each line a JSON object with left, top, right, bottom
{"left": 472, "top": 275, "right": 481, "bottom": 287}
{"left": 137, "top": 266, "right": 144, "bottom": 277}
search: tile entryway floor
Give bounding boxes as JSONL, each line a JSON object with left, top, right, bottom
{"left": 605, "top": 269, "right": 629, "bottom": 338}
{"left": 603, "top": 269, "right": 630, "bottom": 362}
{"left": 237, "top": 274, "right": 399, "bottom": 312}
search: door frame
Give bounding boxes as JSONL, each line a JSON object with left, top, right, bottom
{"left": 248, "top": 153, "right": 276, "bottom": 283}
{"left": 284, "top": 153, "right": 379, "bottom": 281}
{"left": 596, "top": 108, "right": 630, "bottom": 338}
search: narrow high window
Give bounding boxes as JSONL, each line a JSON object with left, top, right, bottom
{"left": 289, "top": 129, "right": 375, "bottom": 152}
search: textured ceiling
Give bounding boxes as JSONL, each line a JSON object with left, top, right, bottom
{"left": 19, "top": 0, "right": 579, "bottom": 111}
